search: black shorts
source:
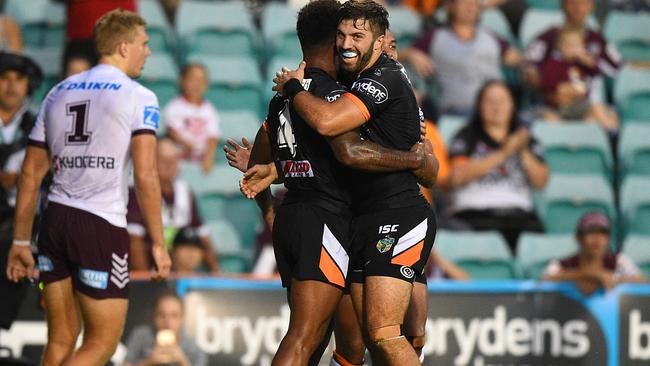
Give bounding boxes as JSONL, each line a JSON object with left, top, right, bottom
{"left": 37, "top": 202, "right": 130, "bottom": 299}
{"left": 272, "top": 202, "right": 352, "bottom": 290}
{"left": 349, "top": 204, "right": 436, "bottom": 284}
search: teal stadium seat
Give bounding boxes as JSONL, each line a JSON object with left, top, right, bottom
{"left": 188, "top": 55, "right": 264, "bottom": 118}
{"left": 25, "top": 47, "right": 62, "bottom": 106}
{"left": 532, "top": 121, "right": 613, "bottom": 180}
{"left": 435, "top": 230, "right": 520, "bottom": 279}
{"left": 615, "top": 67, "right": 650, "bottom": 123}
{"left": 219, "top": 110, "right": 261, "bottom": 142}
{"left": 619, "top": 124, "right": 650, "bottom": 178}
{"left": 177, "top": 1, "right": 258, "bottom": 59}
{"left": 139, "top": 54, "right": 178, "bottom": 109}
{"left": 262, "top": 3, "right": 302, "bottom": 60}
{"left": 621, "top": 236, "right": 650, "bottom": 279}
{"left": 206, "top": 219, "right": 251, "bottom": 273}
{"left": 481, "top": 8, "right": 518, "bottom": 47}
{"left": 386, "top": 6, "right": 422, "bottom": 47}
{"left": 517, "top": 233, "right": 578, "bottom": 279}
{"left": 520, "top": 9, "right": 598, "bottom": 48}
{"left": 438, "top": 115, "right": 466, "bottom": 145}
{"left": 138, "top": 0, "right": 176, "bottom": 54}
{"left": 604, "top": 12, "right": 650, "bottom": 61}
{"left": 539, "top": 174, "right": 616, "bottom": 234}
{"left": 526, "top": 0, "right": 561, "bottom": 9}
{"left": 621, "top": 176, "right": 650, "bottom": 237}
{"left": 6, "top": 0, "right": 65, "bottom": 49}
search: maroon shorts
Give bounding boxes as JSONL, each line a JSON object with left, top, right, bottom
{"left": 37, "top": 202, "right": 130, "bottom": 299}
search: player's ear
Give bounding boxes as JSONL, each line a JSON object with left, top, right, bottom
{"left": 374, "top": 34, "right": 385, "bottom": 51}
{"left": 118, "top": 40, "right": 129, "bottom": 58}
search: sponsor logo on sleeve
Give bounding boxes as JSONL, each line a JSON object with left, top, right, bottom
{"left": 325, "top": 90, "right": 346, "bottom": 103}
{"left": 79, "top": 268, "right": 109, "bottom": 289}
{"left": 37, "top": 255, "right": 53, "bottom": 272}
{"left": 144, "top": 106, "right": 160, "bottom": 128}
{"left": 280, "top": 160, "right": 314, "bottom": 178}
{"left": 351, "top": 78, "right": 388, "bottom": 104}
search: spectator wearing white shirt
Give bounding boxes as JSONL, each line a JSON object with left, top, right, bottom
{"left": 164, "top": 63, "right": 221, "bottom": 173}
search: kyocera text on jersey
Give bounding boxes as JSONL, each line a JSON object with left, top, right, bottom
{"left": 57, "top": 82, "right": 122, "bottom": 91}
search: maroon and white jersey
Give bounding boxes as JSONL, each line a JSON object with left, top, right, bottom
{"left": 162, "top": 96, "right": 221, "bottom": 161}
{"left": 28, "top": 64, "right": 159, "bottom": 228}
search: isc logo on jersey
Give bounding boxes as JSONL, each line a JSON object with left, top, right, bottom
{"left": 351, "top": 78, "right": 388, "bottom": 104}
{"left": 280, "top": 160, "right": 314, "bottom": 178}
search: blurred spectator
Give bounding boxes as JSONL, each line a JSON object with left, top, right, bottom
{"left": 61, "top": 0, "right": 136, "bottom": 72}
{"left": 448, "top": 80, "right": 548, "bottom": 252}
{"left": 425, "top": 249, "right": 471, "bottom": 281}
{"left": 127, "top": 139, "right": 219, "bottom": 272}
{"left": 171, "top": 227, "right": 209, "bottom": 274}
{"left": 0, "top": 13, "right": 23, "bottom": 52}
{"left": 608, "top": 0, "right": 650, "bottom": 11}
{"left": 163, "top": 63, "right": 221, "bottom": 173}
{"left": 0, "top": 53, "right": 42, "bottom": 242}
{"left": 542, "top": 212, "right": 647, "bottom": 295}
{"left": 525, "top": 0, "right": 623, "bottom": 91}
{"left": 122, "top": 290, "right": 207, "bottom": 366}
{"left": 62, "top": 53, "right": 93, "bottom": 79}
{"left": 400, "top": 0, "right": 523, "bottom": 116}
{"left": 159, "top": 0, "right": 181, "bottom": 25}
{"left": 538, "top": 27, "right": 619, "bottom": 131}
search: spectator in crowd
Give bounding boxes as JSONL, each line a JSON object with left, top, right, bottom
{"left": 122, "top": 290, "right": 207, "bottom": 366}
{"left": 538, "top": 27, "right": 619, "bottom": 131}
{"left": 448, "top": 80, "right": 548, "bottom": 252}
{"left": 163, "top": 63, "right": 221, "bottom": 173}
{"left": 400, "top": 0, "right": 523, "bottom": 116}
{"left": 62, "top": 52, "right": 93, "bottom": 79}
{"left": 171, "top": 227, "right": 209, "bottom": 274}
{"left": 542, "top": 211, "right": 647, "bottom": 295}
{"left": 0, "top": 13, "right": 23, "bottom": 52}
{"left": 0, "top": 53, "right": 42, "bottom": 242}
{"left": 525, "top": 0, "right": 623, "bottom": 91}
{"left": 127, "top": 138, "right": 219, "bottom": 272}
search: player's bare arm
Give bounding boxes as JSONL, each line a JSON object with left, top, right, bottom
{"left": 6, "top": 145, "right": 50, "bottom": 283}
{"left": 273, "top": 62, "right": 368, "bottom": 137}
{"left": 132, "top": 134, "right": 171, "bottom": 280}
{"left": 243, "top": 124, "right": 275, "bottom": 229}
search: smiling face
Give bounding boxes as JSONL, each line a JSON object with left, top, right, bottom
{"left": 336, "top": 18, "right": 384, "bottom": 75}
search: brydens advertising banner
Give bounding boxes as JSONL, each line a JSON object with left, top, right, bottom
{"left": 3, "top": 280, "right": 650, "bottom": 365}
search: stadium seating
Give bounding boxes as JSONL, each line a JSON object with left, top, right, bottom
{"left": 481, "top": 8, "right": 517, "bottom": 47}
{"left": 139, "top": 53, "right": 178, "bottom": 108}
{"left": 615, "top": 66, "right": 650, "bottom": 123}
{"left": 620, "top": 176, "right": 650, "bottom": 237}
{"left": 538, "top": 174, "right": 616, "bottom": 235}
{"left": 604, "top": 12, "right": 650, "bottom": 61}
{"left": 181, "top": 163, "right": 242, "bottom": 197}
{"left": 437, "top": 114, "right": 466, "bottom": 145}
{"left": 5, "top": 0, "right": 65, "bottom": 49}
{"left": 138, "top": 0, "right": 176, "bottom": 55}
{"left": 520, "top": 9, "right": 598, "bottom": 48}
{"left": 526, "top": 0, "right": 561, "bottom": 10}
{"left": 621, "top": 235, "right": 650, "bottom": 279}
{"left": 206, "top": 219, "right": 252, "bottom": 273}
{"left": 435, "top": 230, "right": 521, "bottom": 279}
{"left": 619, "top": 124, "right": 650, "bottom": 178}
{"left": 532, "top": 121, "right": 613, "bottom": 180}
{"left": 261, "top": 3, "right": 301, "bottom": 60}
{"left": 386, "top": 6, "right": 422, "bottom": 47}
{"left": 176, "top": 1, "right": 258, "bottom": 59}
{"left": 219, "top": 110, "right": 261, "bottom": 142}
{"left": 516, "top": 233, "right": 578, "bottom": 279}
{"left": 188, "top": 55, "right": 264, "bottom": 118}
{"left": 25, "top": 47, "right": 61, "bottom": 105}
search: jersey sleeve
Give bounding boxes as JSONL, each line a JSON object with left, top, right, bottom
{"left": 27, "top": 89, "right": 54, "bottom": 149}
{"left": 132, "top": 85, "right": 160, "bottom": 136}
{"left": 345, "top": 72, "right": 392, "bottom": 121}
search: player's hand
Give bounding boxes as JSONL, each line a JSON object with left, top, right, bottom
{"left": 272, "top": 61, "right": 306, "bottom": 94}
{"left": 151, "top": 244, "right": 171, "bottom": 281}
{"left": 412, "top": 139, "right": 438, "bottom": 188}
{"left": 224, "top": 138, "right": 252, "bottom": 173}
{"left": 6, "top": 244, "right": 36, "bottom": 283}
{"left": 240, "top": 163, "right": 277, "bottom": 199}
{"left": 420, "top": 120, "right": 427, "bottom": 141}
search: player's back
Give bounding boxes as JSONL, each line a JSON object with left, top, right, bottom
{"left": 31, "top": 64, "right": 159, "bottom": 228}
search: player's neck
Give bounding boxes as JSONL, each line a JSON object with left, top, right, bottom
{"left": 98, "top": 55, "right": 129, "bottom": 76}
{"left": 303, "top": 49, "right": 336, "bottom": 79}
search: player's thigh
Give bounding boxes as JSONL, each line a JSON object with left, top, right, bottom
{"left": 76, "top": 291, "right": 128, "bottom": 346}
{"left": 288, "top": 279, "right": 342, "bottom": 332}
{"left": 43, "top": 278, "right": 81, "bottom": 343}
{"left": 364, "top": 276, "right": 412, "bottom": 329}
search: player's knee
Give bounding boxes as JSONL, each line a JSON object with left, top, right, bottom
{"left": 367, "top": 324, "right": 404, "bottom": 347}
{"left": 82, "top": 335, "right": 120, "bottom": 360}
{"left": 285, "top": 324, "right": 327, "bottom": 350}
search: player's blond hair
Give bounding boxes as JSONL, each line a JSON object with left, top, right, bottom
{"left": 94, "top": 9, "right": 147, "bottom": 56}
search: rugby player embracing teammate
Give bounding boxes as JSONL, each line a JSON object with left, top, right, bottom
{"left": 6, "top": 10, "right": 171, "bottom": 366}
{"left": 272, "top": 1, "right": 437, "bottom": 364}
{"left": 238, "top": 1, "right": 436, "bottom": 365}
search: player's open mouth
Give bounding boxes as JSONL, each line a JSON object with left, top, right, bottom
{"left": 340, "top": 51, "right": 358, "bottom": 62}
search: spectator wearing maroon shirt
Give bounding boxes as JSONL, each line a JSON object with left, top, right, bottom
{"left": 538, "top": 27, "right": 619, "bottom": 131}
{"left": 127, "top": 139, "right": 219, "bottom": 272}
{"left": 525, "top": 0, "right": 623, "bottom": 94}
{"left": 400, "top": 0, "right": 523, "bottom": 116}
{"left": 542, "top": 211, "right": 647, "bottom": 295}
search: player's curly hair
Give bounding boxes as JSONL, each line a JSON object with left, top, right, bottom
{"left": 296, "top": 0, "right": 341, "bottom": 53}
{"left": 339, "top": 0, "right": 389, "bottom": 38}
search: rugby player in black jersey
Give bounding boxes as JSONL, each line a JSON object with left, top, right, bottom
{"left": 271, "top": 1, "right": 437, "bottom": 364}
{"left": 236, "top": 1, "right": 436, "bottom": 365}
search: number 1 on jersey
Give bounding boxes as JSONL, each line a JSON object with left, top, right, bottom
{"left": 66, "top": 100, "right": 92, "bottom": 145}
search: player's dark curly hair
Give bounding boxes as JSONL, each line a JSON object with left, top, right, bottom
{"left": 339, "top": 0, "right": 390, "bottom": 38}
{"left": 296, "top": 0, "right": 341, "bottom": 53}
